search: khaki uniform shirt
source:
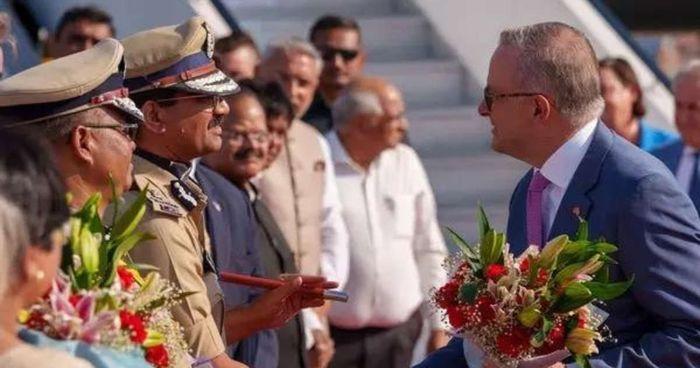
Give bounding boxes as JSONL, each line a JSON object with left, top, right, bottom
{"left": 120, "top": 154, "right": 226, "bottom": 360}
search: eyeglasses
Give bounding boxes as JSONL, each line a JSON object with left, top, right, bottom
{"left": 222, "top": 130, "right": 270, "bottom": 145}
{"left": 156, "top": 94, "right": 226, "bottom": 111}
{"left": 84, "top": 123, "right": 139, "bottom": 140}
{"left": 483, "top": 88, "right": 543, "bottom": 110}
{"left": 318, "top": 47, "right": 360, "bottom": 62}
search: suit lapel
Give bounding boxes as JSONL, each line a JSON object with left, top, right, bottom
{"left": 548, "top": 123, "right": 614, "bottom": 239}
{"left": 507, "top": 171, "right": 531, "bottom": 255}
{"left": 664, "top": 141, "right": 684, "bottom": 175}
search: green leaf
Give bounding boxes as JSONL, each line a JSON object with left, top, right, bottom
{"left": 574, "top": 354, "right": 592, "bottom": 368}
{"left": 103, "top": 231, "right": 156, "bottom": 287}
{"left": 111, "top": 186, "right": 149, "bottom": 242}
{"left": 109, "top": 173, "right": 119, "bottom": 230}
{"left": 476, "top": 204, "right": 492, "bottom": 242}
{"left": 553, "top": 261, "right": 587, "bottom": 285}
{"left": 129, "top": 263, "right": 161, "bottom": 272}
{"left": 480, "top": 230, "right": 503, "bottom": 267}
{"left": 538, "top": 235, "right": 569, "bottom": 270}
{"left": 575, "top": 220, "right": 589, "bottom": 241}
{"left": 590, "top": 242, "right": 618, "bottom": 254}
{"left": 459, "top": 283, "right": 479, "bottom": 304}
{"left": 445, "top": 227, "right": 477, "bottom": 259}
{"left": 593, "top": 265, "right": 610, "bottom": 283}
{"left": 551, "top": 283, "right": 594, "bottom": 313}
{"left": 531, "top": 317, "right": 553, "bottom": 347}
{"left": 143, "top": 330, "right": 165, "bottom": 348}
{"left": 583, "top": 275, "right": 634, "bottom": 301}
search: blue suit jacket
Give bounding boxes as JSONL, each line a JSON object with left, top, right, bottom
{"left": 651, "top": 139, "right": 700, "bottom": 214}
{"left": 196, "top": 165, "right": 279, "bottom": 368}
{"left": 417, "top": 123, "right": 700, "bottom": 367}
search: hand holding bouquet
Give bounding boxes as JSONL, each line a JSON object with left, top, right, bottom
{"left": 434, "top": 207, "right": 633, "bottom": 368}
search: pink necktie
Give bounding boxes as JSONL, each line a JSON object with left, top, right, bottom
{"left": 527, "top": 171, "right": 551, "bottom": 247}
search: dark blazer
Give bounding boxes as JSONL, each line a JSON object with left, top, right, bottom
{"left": 417, "top": 123, "right": 700, "bottom": 367}
{"left": 253, "top": 191, "right": 308, "bottom": 368}
{"left": 651, "top": 139, "right": 700, "bottom": 213}
{"left": 196, "top": 165, "right": 278, "bottom": 368}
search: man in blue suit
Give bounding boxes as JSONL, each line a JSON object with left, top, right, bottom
{"left": 417, "top": 22, "right": 700, "bottom": 368}
{"left": 653, "top": 61, "right": 700, "bottom": 211}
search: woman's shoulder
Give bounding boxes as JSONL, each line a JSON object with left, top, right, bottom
{"left": 0, "top": 343, "right": 94, "bottom": 368}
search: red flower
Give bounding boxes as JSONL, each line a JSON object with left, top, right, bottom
{"left": 117, "top": 266, "right": 136, "bottom": 289}
{"left": 496, "top": 324, "right": 532, "bottom": 358}
{"left": 519, "top": 258, "right": 530, "bottom": 273}
{"left": 474, "top": 295, "right": 496, "bottom": 324}
{"left": 446, "top": 306, "right": 466, "bottom": 329}
{"left": 435, "top": 280, "right": 460, "bottom": 309}
{"left": 119, "top": 310, "right": 147, "bottom": 344}
{"left": 536, "top": 320, "right": 566, "bottom": 355}
{"left": 25, "top": 310, "right": 48, "bottom": 330}
{"left": 485, "top": 264, "right": 507, "bottom": 281}
{"left": 69, "top": 294, "right": 82, "bottom": 307}
{"left": 536, "top": 268, "right": 550, "bottom": 285}
{"left": 145, "top": 344, "right": 169, "bottom": 368}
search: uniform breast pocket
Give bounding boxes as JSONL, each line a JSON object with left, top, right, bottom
{"left": 385, "top": 194, "right": 416, "bottom": 238}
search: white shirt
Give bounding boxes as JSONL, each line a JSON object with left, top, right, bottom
{"left": 317, "top": 134, "right": 350, "bottom": 289}
{"left": 326, "top": 132, "right": 448, "bottom": 329}
{"left": 675, "top": 146, "right": 698, "bottom": 194}
{"left": 537, "top": 120, "right": 598, "bottom": 236}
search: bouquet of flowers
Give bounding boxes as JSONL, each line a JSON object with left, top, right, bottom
{"left": 20, "top": 189, "right": 191, "bottom": 368}
{"left": 434, "top": 207, "right": 633, "bottom": 368}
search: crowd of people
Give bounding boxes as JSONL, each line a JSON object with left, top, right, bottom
{"left": 0, "top": 4, "right": 699, "bottom": 368}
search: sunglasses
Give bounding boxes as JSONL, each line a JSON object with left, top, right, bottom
{"left": 84, "top": 123, "right": 139, "bottom": 140}
{"left": 319, "top": 47, "right": 360, "bottom": 62}
{"left": 483, "top": 88, "right": 543, "bottom": 110}
{"left": 156, "top": 94, "right": 226, "bottom": 111}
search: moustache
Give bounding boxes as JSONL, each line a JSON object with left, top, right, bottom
{"left": 209, "top": 115, "right": 224, "bottom": 128}
{"left": 234, "top": 148, "right": 264, "bottom": 161}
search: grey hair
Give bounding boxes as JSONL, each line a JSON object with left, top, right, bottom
{"left": 262, "top": 37, "right": 323, "bottom": 75}
{"left": 332, "top": 89, "right": 383, "bottom": 129}
{"left": 499, "top": 22, "right": 604, "bottom": 125}
{"left": 674, "top": 59, "right": 700, "bottom": 87}
{"left": 0, "top": 193, "right": 30, "bottom": 296}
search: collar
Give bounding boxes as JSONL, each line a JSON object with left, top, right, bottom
{"left": 326, "top": 131, "right": 366, "bottom": 172}
{"left": 538, "top": 118, "right": 598, "bottom": 189}
{"left": 136, "top": 148, "right": 193, "bottom": 180}
{"left": 683, "top": 145, "right": 699, "bottom": 157}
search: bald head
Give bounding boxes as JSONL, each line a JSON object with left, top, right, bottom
{"left": 333, "top": 76, "right": 407, "bottom": 150}
{"left": 498, "top": 22, "right": 604, "bottom": 125}
{"left": 333, "top": 76, "right": 401, "bottom": 128}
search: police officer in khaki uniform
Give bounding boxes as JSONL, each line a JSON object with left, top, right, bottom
{"left": 119, "top": 17, "right": 245, "bottom": 368}
{"left": 0, "top": 38, "right": 142, "bottom": 213}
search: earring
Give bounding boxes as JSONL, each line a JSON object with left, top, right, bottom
{"left": 35, "top": 270, "right": 45, "bottom": 280}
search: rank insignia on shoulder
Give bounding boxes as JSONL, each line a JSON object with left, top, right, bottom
{"left": 171, "top": 180, "right": 198, "bottom": 212}
{"left": 145, "top": 189, "right": 185, "bottom": 217}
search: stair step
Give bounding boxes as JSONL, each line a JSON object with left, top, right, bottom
{"left": 222, "top": 0, "right": 398, "bottom": 20}
{"left": 239, "top": 15, "right": 432, "bottom": 61}
{"left": 407, "top": 106, "right": 491, "bottom": 156}
{"left": 366, "top": 60, "right": 465, "bottom": 108}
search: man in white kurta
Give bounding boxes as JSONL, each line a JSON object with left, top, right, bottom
{"left": 326, "top": 77, "right": 448, "bottom": 368}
